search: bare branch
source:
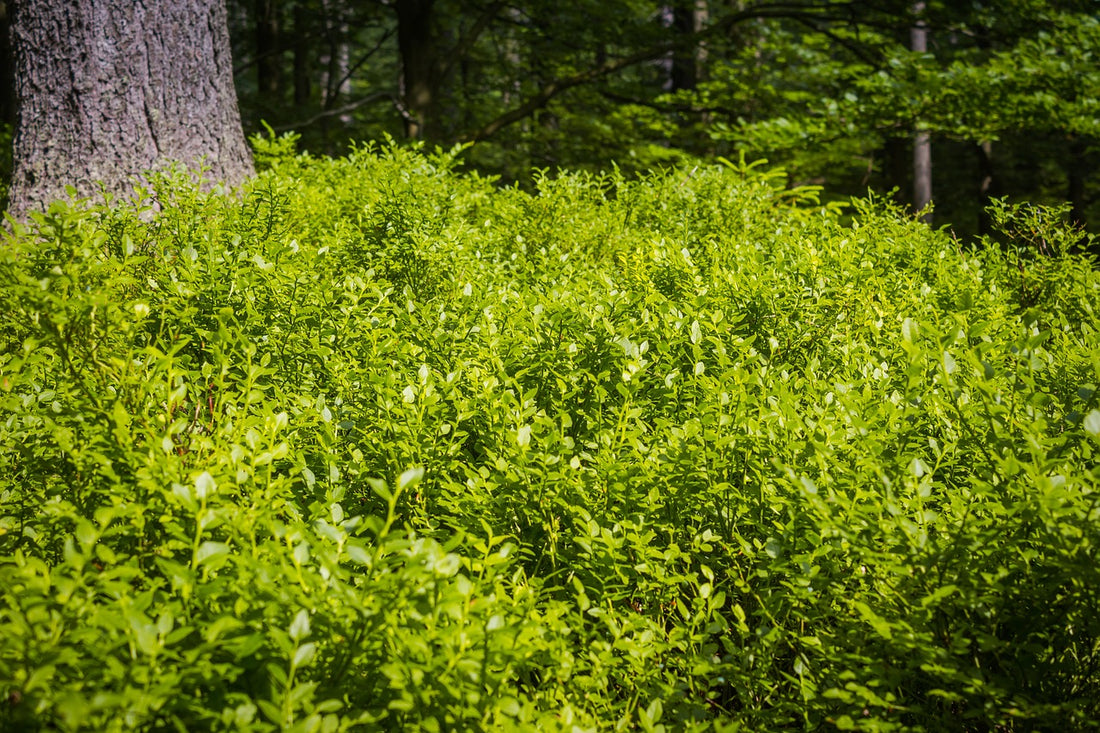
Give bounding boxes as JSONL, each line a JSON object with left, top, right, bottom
{"left": 326, "top": 27, "right": 397, "bottom": 109}
{"left": 272, "top": 92, "right": 397, "bottom": 132}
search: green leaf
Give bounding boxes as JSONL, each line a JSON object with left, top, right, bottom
{"left": 289, "top": 610, "right": 311, "bottom": 642}
{"left": 397, "top": 466, "right": 424, "bottom": 491}
{"left": 194, "top": 541, "right": 230, "bottom": 567}
{"left": 902, "top": 317, "right": 918, "bottom": 343}
{"left": 292, "top": 642, "right": 317, "bottom": 668}
{"left": 853, "top": 601, "right": 894, "bottom": 640}
{"left": 345, "top": 543, "right": 372, "bottom": 566}
{"left": 194, "top": 471, "right": 217, "bottom": 499}
{"left": 1084, "top": 409, "right": 1100, "bottom": 437}
{"left": 133, "top": 623, "right": 160, "bottom": 656}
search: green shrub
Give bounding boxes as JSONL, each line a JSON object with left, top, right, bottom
{"left": 1, "top": 143, "right": 1098, "bottom": 731}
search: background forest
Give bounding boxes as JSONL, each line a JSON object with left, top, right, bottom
{"left": 2, "top": 0, "right": 1098, "bottom": 239}
{"left": 221, "top": 0, "right": 1099, "bottom": 239}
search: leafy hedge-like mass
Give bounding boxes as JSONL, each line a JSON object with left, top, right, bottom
{"left": 2, "top": 142, "right": 1099, "bottom": 731}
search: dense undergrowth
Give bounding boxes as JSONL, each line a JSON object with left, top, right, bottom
{"left": 2, "top": 139, "right": 1099, "bottom": 731}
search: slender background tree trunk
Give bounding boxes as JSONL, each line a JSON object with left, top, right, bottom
{"left": 976, "top": 140, "right": 996, "bottom": 236}
{"left": 8, "top": 0, "right": 253, "bottom": 220}
{"left": 292, "top": 4, "right": 312, "bottom": 108}
{"left": 396, "top": 0, "right": 436, "bottom": 140}
{"left": 319, "top": 0, "right": 350, "bottom": 113}
{"left": 255, "top": 0, "right": 281, "bottom": 100}
{"left": 1067, "top": 136, "right": 1087, "bottom": 231}
{"left": 671, "top": 0, "right": 707, "bottom": 92}
{"left": 883, "top": 136, "right": 909, "bottom": 206}
{"left": 910, "top": 1, "right": 932, "bottom": 223}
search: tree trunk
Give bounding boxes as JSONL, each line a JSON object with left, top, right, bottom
{"left": 883, "top": 136, "right": 909, "bottom": 206}
{"left": 912, "top": 129, "right": 931, "bottom": 220}
{"left": 319, "top": 0, "right": 349, "bottom": 108}
{"left": 292, "top": 3, "right": 312, "bottom": 108}
{"left": 396, "top": 0, "right": 436, "bottom": 140}
{"left": 1067, "top": 136, "right": 1087, "bottom": 230}
{"left": 910, "top": 1, "right": 932, "bottom": 223}
{"left": 977, "top": 140, "right": 996, "bottom": 236}
{"left": 7, "top": 0, "right": 253, "bottom": 220}
{"left": 255, "top": 0, "right": 281, "bottom": 101}
{"left": 671, "top": 0, "right": 707, "bottom": 92}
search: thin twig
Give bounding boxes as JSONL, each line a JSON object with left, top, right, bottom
{"left": 272, "top": 92, "right": 397, "bottom": 132}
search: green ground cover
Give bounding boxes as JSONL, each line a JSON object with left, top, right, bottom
{"left": 2, "top": 141, "right": 1099, "bottom": 730}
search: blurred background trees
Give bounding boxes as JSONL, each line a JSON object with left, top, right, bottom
{"left": 3, "top": 0, "right": 1097, "bottom": 239}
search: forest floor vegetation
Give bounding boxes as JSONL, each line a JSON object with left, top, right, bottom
{"left": 2, "top": 139, "right": 1099, "bottom": 731}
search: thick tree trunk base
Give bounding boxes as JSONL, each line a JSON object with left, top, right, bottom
{"left": 7, "top": 0, "right": 253, "bottom": 221}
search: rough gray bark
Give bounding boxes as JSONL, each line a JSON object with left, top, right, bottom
{"left": 7, "top": 0, "right": 254, "bottom": 220}
{"left": 0, "top": 2, "right": 14, "bottom": 126}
